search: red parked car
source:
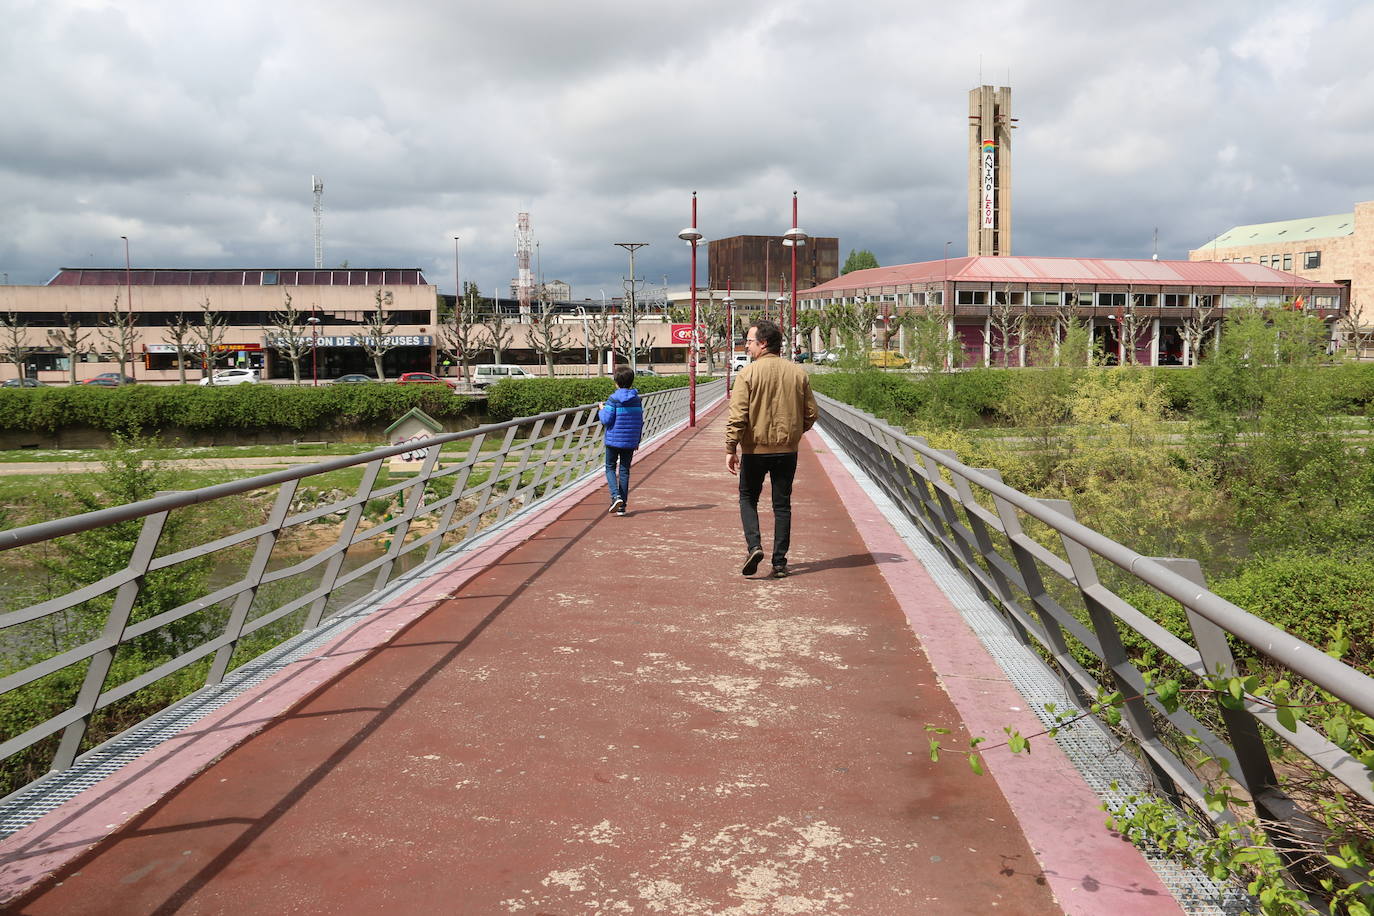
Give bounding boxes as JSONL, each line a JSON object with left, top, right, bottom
{"left": 396, "top": 372, "right": 458, "bottom": 390}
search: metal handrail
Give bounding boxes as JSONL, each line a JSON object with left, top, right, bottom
{"left": 0, "top": 380, "right": 724, "bottom": 781}
{"left": 816, "top": 392, "right": 1374, "bottom": 827}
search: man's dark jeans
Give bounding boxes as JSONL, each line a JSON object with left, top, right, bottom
{"left": 738, "top": 451, "right": 798, "bottom": 570}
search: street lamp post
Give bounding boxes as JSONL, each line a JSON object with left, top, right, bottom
{"left": 678, "top": 192, "right": 703, "bottom": 427}
{"left": 613, "top": 243, "right": 648, "bottom": 373}
{"left": 782, "top": 191, "right": 808, "bottom": 358}
{"left": 451, "top": 237, "right": 460, "bottom": 378}
{"left": 120, "top": 235, "right": 135, "bottom": 382}
{"left": 307, "top": 312, "right": 321, "bottom": 385}
{"left": 575, "top": 306, "right": 589, "bottom": 376}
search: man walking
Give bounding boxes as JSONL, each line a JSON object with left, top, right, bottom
{"left": 725, "top": 319, "right": 819, "bottom": 578}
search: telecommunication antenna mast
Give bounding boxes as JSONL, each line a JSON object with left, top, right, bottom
{"left": 311, "top": 175, "right": 324, "bottom": 269}
{"left": 515, "top": 212, "right": 533, "bottom": 317}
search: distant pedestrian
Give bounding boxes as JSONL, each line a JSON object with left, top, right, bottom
{"left": 725, "top": 319, "right": 818, "bottom": 578}
{"left": 599, "top": 365, "right": 644, "bottom": 516}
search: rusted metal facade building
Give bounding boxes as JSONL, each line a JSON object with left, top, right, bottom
{"left": 706, "top": 235, "right": 839, "bottom": 295}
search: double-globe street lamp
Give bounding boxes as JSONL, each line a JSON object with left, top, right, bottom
{"left": 678, "top": 191, "right": 703, "bottom": 427}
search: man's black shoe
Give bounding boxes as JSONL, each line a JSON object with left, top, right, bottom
{"left": 771, "top": 566, "right": 789, "bottom": 579}
{"left": 741, "top": 547, "right": 765, "bottom": 576}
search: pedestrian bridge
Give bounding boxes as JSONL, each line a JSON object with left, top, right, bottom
{"left": 0, "top": 381, "right": 1369, "bottom": 914}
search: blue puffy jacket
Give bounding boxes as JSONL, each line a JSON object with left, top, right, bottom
{"left": 599, "top": 387, "right": 644, "bottom": 449}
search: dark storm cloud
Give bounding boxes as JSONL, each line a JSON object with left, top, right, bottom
{"left": 2, "top": 0, "right": 1371, "bottom": 296}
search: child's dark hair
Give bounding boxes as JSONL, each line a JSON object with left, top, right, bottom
{"left": 614, "top": 366, "right": 636, "bottom": 388}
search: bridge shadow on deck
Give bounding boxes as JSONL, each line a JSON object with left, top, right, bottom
{"left": 4, "top": 406, "right": 1174, "bottom": 915}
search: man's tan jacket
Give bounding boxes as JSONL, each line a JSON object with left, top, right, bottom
{"left": 724, "top": 353, "right": 820, "bottom": 455}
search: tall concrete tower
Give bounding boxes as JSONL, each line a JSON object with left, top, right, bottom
{"left": 515, "top": 212, "right": 533, "bottom": 317}
{"left": 967, "top": 85, "right": 1014, "bottom": 256}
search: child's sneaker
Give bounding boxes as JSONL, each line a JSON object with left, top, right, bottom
{"left": 609, "top": 498, "right": 625, "bottom": 515}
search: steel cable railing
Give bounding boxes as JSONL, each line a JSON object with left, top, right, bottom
{"left": 0, "top": 380, "right": 724, "bottom": 791}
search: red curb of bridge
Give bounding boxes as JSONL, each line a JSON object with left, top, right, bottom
{"left": 0, "top": 402, "right": 722, "bottom": 907}
{"left": 809, "top": 430, "right": 1183, "bottom": 915}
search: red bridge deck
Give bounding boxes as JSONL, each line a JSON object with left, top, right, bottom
{"left": 1, "top": 405, "right": 1178, "bottom": 914}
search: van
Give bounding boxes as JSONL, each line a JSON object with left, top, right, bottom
{"left": 867, "top": 350, "right": 910, "bottom": 368}
{"left": 471, "top": 364, "right": 536, "bottom": 388}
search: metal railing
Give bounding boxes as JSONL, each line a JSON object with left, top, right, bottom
{"left": 0, "top": 380, "right": 724, "bottom": 788}
{"left": 817, "top": 393, "right": 1374, "bottom": 850}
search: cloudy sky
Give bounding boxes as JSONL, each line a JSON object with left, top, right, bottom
{"left": 3, "top": 0, "right": 1372, "bottom": 298}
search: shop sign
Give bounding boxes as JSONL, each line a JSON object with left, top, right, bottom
{"left": 263, "top": 334, "right": 433, "bottom": 348}
{"left": 669, "top": 324, "right": 704, "bottom": 345}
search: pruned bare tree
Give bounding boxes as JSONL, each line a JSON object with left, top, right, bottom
{"left": 48, "top": 313, "right": 90, "bottom": 385}
{"left": 584, "top": 311, "right": 613, "bottom": 375}
{"left": 190, "top": 298, "right": 228, "bottom": 382}
{"left": 481, "top": 307, "right": 514, "bottom": 365}
{"left": 1180, "top": 298, "right": 1218, "bottom": 367}
{"left": 610, "top": 317, "right": 653, "bottom": 369}
{"left": 0, "top": 313, "right": 28, "bottom": 382}
{"left": 1337, "top": 298, "right": 1370, "bottom": 359}
{"left": 160, "top": 314, "right": 195, "bottom": 385}
{"left": 441, "top": 282, "right": 485, "bottom": 382}
{"left": 96, "top": 292, "right": 139, "bottom": 383}
{"left": 697, "top": 292, "right": 729, "bottom": 371}
{"left": 524, "top": 295, "right": 571, "bottom": 376}
{"left": 988, "top": 284, "right": 1026, "bottom": 367}
{"left": 263, "top": 291, "right": 314, "bottom": 384}
{"left": 1119, "top": 294, "right": 1150, "bottom": 366}
{"left": 358, "top": 289, "right": 399, "bottom": 381}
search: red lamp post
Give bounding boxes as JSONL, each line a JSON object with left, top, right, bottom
{"left": 678, "top": 191, "right": 703, "bottom": 427}
{"left": 782, "top": 192, "right": 808, "bottom": 358}
{"left": 723, "top": 276, "right": 735, "bottom": 390}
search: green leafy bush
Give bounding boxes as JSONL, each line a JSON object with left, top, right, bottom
{"left": 811, "top": 368, "right": 1008, "bottom": 428}
{"left": 1123, "top": 553, "right": 1374, "bottom": 674}
{"left": 485, "top": 375, "right": 692, "bottom": 422}
{"left": 0, "top": 385, "right": 473, "bottom": 434}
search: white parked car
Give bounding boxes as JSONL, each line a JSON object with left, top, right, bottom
{"left": 470, "top": 364, "right": 535, "bottom": 388}
{"left": 730, "top": 353, "right": 750, "bottom": 371}
{"left": 199, "top": 368, "right": 260, "bottom": 386}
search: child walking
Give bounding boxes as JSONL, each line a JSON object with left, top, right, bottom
{"left": 599, "top": 365, "right": 644, "bottom": 516}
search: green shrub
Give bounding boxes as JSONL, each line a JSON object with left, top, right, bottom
{"left": 0, "top": 385, "right": 473, "bottom": 434}
{"left": 485, "top": 375, "right": 691, "bottom": 422}
{"left": 1123, "top": 553, "right": 1374, "bottom": 674}
{"left": 812, "top": 368, "right": 1009, "bottom": 428}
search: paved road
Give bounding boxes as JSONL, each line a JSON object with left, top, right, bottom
{"left": 2, "top": 407, "right": 1177, "bottom": 914}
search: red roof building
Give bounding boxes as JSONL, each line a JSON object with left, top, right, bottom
{"left": 797, "top": 255, "right": 1345, "bottom": 367}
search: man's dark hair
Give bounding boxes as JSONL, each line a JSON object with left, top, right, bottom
{"left": 751, "top": 320, "right": 782, "bottom": 355}
{"left": 614, "top": 365, "right": 636, "bottom": 388}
